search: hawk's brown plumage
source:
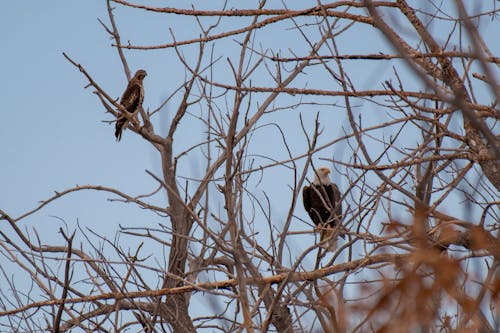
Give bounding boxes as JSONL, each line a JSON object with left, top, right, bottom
{"left": 115, "top": 69, "right": 147, "bottom": 141}
{"left": 303, "top": 166, "right": 342, "bottom": 248}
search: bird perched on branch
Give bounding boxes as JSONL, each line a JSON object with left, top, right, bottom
{"left": 115, "top": 69, "right": 147, "bottom": 141}
{"left": 302, "top": 166, "right": 343, "bottom": 249}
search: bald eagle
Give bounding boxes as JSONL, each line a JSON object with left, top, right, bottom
{"left": 302, "top": 166, "right": 342, "bottom": 248}
{"left": 115, "top": 69, "right": 147, "bottom": 141}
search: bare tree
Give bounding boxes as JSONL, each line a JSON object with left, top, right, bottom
{"left": 1, "top": 1, "right": 498, "bottom": 332}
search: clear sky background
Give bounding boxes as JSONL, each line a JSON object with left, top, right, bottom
{"left": 2, "top": 1, "right": 171, "bottom": 235}
{"left": 1, "top": 1, "right": 371, "bottom": 241}
{"left": 1, "top": 1, "right": 499, "bottom": 328}
{"left": 1, "top": 0, "right": 499, "bottom": 256}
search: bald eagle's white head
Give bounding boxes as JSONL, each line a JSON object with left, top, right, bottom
{"left": 313, "top": 166, "right": 332, "bottom": 185}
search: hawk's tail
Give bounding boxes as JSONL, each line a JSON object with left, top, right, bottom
{"left": 115, "top": 116, "right": 127, "bottom": 141}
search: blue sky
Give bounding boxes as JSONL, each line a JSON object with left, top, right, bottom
{"left": 2, "top": 0, "right": 499, "bottom": 261}
{"left": 2, "top": 2, "right": 156, "bottom": 225}
{"left": 0, "top": 1, "right": 346, "bottom": 236}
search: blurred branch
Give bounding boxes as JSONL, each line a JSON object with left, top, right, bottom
{"left": 52, "top": 229, "right": 75, "bottom": 333}
{"left": 1, "top": 253, "right": 405, "bottom": 317}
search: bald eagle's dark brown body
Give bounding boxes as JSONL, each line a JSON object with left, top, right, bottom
{"left": 303, "top": 182, "right": 342, "bottom": 241}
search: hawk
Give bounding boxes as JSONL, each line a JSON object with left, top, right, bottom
{"left": 302, "top": 166, "right": 343, "bottom": 249}
{"left": 115, "top": 69, "right": 147, "bottom": 141}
